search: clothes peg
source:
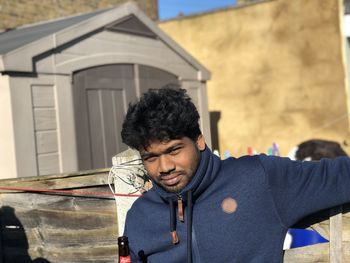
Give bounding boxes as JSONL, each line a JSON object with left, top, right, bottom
{"left": 272, "top": 142, "right": 280, "bottom": 156}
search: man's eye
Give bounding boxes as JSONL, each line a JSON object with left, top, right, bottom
{"left": 170, "top": 148, "right": 181, "bottom": 155}
{"left": 144, "top": 156, "right": 157, "bottom": 162}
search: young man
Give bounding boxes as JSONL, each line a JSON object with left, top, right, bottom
{"left": 121, "top": 86, "right": 350, "bottom": 263}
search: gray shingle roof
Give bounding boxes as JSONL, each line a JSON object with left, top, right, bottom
{"left": 0, "top": 8, "right": 110, "bottom": 55}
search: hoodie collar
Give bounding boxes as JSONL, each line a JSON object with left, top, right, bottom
{"left": 151, "top": 146, "right": 221, "bottom": 202}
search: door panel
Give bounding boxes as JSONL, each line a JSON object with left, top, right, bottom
{"left": 73, "top": 64, "right": 136, "bottom": 170}
{"left": 86, "top": 89, "right": 106, "bottom": 169}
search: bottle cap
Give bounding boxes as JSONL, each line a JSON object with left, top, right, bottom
{"left": 118, "top": 236, "right": 129, "bottom": 245}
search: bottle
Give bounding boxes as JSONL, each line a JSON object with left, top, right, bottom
{"left": 118, "top": 236, "right": 131, "bottom": 263}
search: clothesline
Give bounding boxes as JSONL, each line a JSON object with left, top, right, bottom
{"left": 0, "top": 186, "right": 142, "bottom": 199}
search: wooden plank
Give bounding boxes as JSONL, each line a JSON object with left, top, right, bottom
{"left": 112, "top": 89, "right": 128, "bottom": 154}
{"left": 36, "top": 130, "right": 58, "bottom": 154}
{"left": 0, "top": 202, "right": 3, "bottom": 263}
{"left": 0, "top": 169, "right": 110, "bottom": 191}
{"left": 73, "top": 70, "right": 93, "bottom": 170}
{"left": 311, "top": 219, "right": 331, "bottom": 241}
{"left": 330, "top": 206, "right": 343, "bottom": 263}
{"left": 343, "top": 218, "right": 350, "bottom": 241}
{"left": 0, "top": 188, "right": 115, "bottom": 211}
{"left": 342, "top": 203, "right": 350, "bottom": 262}
{"left": 87, "top": 89, "right": 106, "bottom": 169}
{"left": 27, "top": 245, "right": 118, "bottom": 263}
{"left": 5, "top": 211, "right": 117, "bottom": 244}
{"left": 0, "top": 202, "right": 118, "bottom": 262}
{"left": 31, "top": 85, "right": 55, "bottom": 108}
{"left": 33, "top": 108, "right": 57, "bottom": 131}
{"left": 37, "top": 153, "right": 60, "bottom": 176}
{"left": 343, "top": 242, "right": 350, "bottom": 262}
{"left": 0, "top": 180, "right": 119, "bottom": 263}
{"left": 102, "top": 89, "right": 118, "bottom": 168}
{"left": 4, "top": 245, "right": 118, "bottom": 263}
{"left": 284, "top": 243, "right": 330, "bottom": 262}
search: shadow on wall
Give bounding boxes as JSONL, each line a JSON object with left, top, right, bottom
{"left": 210, "top": 111, "right": 221, "bottom": 152}
{"left": 0, "top": 206, "right": 50, "bottom": 263}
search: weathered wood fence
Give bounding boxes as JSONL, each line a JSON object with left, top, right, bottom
{"left": 0, "top": 169, "right": 119, "bottom": 263}
{"left": 0, "top": 169, "right": 349, "bottom": 262}
{"left": 284, "top": 205, "right": 350, "bottom": 263}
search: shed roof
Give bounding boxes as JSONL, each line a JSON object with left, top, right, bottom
{"left": 0, "top": 8, "right": 110, "bottom": 55}
{"left": 0, "top": 2, "right": 210, "bottom": 80}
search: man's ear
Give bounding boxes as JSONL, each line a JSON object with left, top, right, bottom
{"left": 196, "top": 134, "right": 206, "bottom": 151}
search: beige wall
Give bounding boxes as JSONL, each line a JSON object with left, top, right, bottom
{"left": 159, "top": 0, "right": 350, "bottom": 157}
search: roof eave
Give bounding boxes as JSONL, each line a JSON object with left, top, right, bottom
{"left": 1, "top": 34, "right": 55, "bottom": 72}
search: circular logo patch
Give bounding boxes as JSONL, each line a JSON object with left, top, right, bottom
{"left": 221, "top": 197, "right": 238, "bottom": 214}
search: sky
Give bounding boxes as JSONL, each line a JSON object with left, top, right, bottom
{"left": 158, "top": 0, "right": 237, "bottom": 21}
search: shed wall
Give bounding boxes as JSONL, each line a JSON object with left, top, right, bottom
{"left": 2, "top": 75, "right": 79, "bottom": 179}
{"left": 8, "top": 76, "right": 58, "bottom": 178}
{"left": 0, "top": 76, "right": 17, "bottom": 179}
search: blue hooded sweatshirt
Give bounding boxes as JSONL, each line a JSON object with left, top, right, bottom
{"left": 124, "top": 146, "right": 350, "bottom": 262}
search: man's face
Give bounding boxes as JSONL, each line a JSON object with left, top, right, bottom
{"left": 140, "top": 136, "right": 205, "bottom": 193}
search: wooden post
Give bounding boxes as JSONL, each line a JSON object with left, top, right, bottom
{"left": 0, "top": 206, "right": 4, "bottom": 263}
{"left": 330, "top": 206, "right": 343, "bottom": 263}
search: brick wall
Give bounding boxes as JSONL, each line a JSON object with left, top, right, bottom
{"left": 0, "top": 0, "right": 158, "bottom": 30}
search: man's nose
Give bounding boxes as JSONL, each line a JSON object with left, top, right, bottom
{"left": 159, "top": 155, "right": 175, "bottom": 173}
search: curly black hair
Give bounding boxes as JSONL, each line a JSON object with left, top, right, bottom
{"left": 121, "top": 85, "right": 202, "bottom": 150}
{"left": 295, "top": 139, "right": 348, "bottom": 160}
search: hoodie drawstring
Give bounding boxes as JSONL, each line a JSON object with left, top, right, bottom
{"left": 178, "top": 195, "right": 184, "bottom": 222}
{"left": 169, "top": 200, "right": 179, "bottom": 244}
{"left": 187, "top": 190, "right": 193, "bottom": 263}
{"left": 168, "top": 190, "right": 193, "bottom": 263}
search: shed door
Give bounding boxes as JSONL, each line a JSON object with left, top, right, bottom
{"left": 73, "top": 64, "right": 179, "bottom": 170}
{"left": 73, "top": 64, "right": 136, "bottom": 170}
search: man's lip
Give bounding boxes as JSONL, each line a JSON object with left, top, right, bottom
{"left": 161, "top": 173, "right": 182, "bottom": 186}
{"left": 161, "top": 173, "right": 180, "bottom": 180}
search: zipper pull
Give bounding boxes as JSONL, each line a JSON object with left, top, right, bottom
{"left": 171, "top": 230, "right": 179, "bottom": 244}
{"left": 177, "top": 195, "right": 184, "bottom": 222}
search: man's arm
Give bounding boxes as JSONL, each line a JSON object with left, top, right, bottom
{"left": 259, "top": 155, "right": 350, "bottom": 227}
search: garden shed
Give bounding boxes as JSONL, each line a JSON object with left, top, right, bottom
{"left": 0, "top": 2, "right": 211, "bottom": 179}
